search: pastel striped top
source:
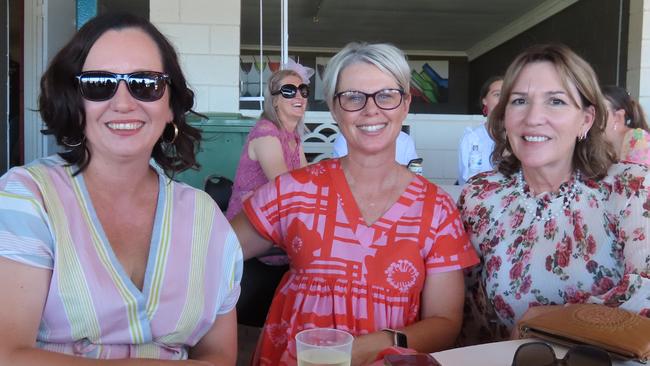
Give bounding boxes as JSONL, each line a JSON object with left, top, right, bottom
{"left": 0, "top": 155, "right": 242, "bottom": 359}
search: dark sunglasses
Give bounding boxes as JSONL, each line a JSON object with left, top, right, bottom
{"left": 512, "top": 342, "right": 612, "bottom": 366}
{"left": 76, "top": 71, "right": 171, "bottom": 102}
{"left": 271, "top": 83, "right": 310, "bottom": 99}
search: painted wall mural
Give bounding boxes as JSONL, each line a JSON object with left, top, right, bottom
{"left": 314, "top": 57, "right": 449, "bottom": 104}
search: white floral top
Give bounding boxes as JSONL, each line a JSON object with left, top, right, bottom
{"left": 458, "top": 162, "right": 650, "bottom": 344}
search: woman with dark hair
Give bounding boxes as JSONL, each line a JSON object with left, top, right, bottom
{"left": 457, "top": 76, "right": 503, "bottom": 185}
{"left": 459, "top": 44, "right": 650, "bottom": 345}
{"left": 0, "top": 13, "right": 241, "bottom": 365}
{"left": 602, "top": 85, "right": 650, "bottom": 165}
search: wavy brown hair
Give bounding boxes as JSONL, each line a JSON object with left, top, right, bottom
{"left": 488, "top": 44, "right": 616, "bottom": 180}
{"left": 602, "top": 85, "right": 650, "bottom": 132}
{"left": 39, "top": 12, "right": 202, "bottom": 176}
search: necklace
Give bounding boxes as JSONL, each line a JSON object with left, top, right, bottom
{"left": 516, "top": 170, "right": 581, "bottom": 222}
{"left": 342, "top": 159, "right": 404, "bottom": 225}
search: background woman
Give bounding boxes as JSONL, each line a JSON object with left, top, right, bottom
{"left": 225, "top": 64, "right": 311, "bottom": 221}
{"left": 226, "top": 65, "right": 311, "bottom": 328}
{"left": 459, "top": 44, "right": 650, "bottom": 345}
{"left": 232, "top": 42, "right": 478, "bottom": 366}
{"left": 602, "top": 85, "right": 650, "bottom": 165}
{"left": 457, "top": 76, "right": 503, "bottom": 185}
{"left": 0, "top": 13, "right": 241, "bottom": 365}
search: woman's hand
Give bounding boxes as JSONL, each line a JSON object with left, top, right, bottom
{"left": 350, "top": 270, "right": 466, "bottom": 365}
{"left": 351, "top": 331, "right": 393, "bottom": 366}
{"left": 511, "top": 304, "right": 565, "bottom": 339}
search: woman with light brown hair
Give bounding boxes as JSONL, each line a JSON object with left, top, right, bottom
{"left": 459, "top": 44, "right": 650, "bottom": 345}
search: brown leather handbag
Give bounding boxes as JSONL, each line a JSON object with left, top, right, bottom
{"left": 518, "top": 304, "right": 650, "bottom": 363}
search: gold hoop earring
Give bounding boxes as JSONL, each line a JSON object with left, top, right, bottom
{"left": 164, "top": 122, "right": 179, "bottom": 144}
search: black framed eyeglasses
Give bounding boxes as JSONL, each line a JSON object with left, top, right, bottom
{"left": 76, "top": 71, "right": 171, "bottom": 102}
{"left": 334, "top": 88, "right": 405, "bottom": 112}
{"left": 271, "top": 83, "right": 310, "bottom": 99}
{"left": 512, "top": 342, "right": 612, "bottom": 366}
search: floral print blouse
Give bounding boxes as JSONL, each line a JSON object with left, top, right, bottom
{"left": 621, "top": 128, "right": 650, "bottom": 166}
{"left": 458, "top": 162, "right": 650, "bottom": 345}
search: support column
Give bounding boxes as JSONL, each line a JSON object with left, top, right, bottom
{"left": 627, "top": 0, "right": 650, "bottom": 111}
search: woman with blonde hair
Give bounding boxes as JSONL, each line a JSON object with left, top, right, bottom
{"left": 226, "top": 64, "right": 311, "bottom": 221}
{"left": 227, "top": 63, "right": 313, "bottom": 328}
{"left": 232, "top": 42, "right": 478, "bottom": 365}
{"left": 459, "top": 44, "right": 650, "bottom": 344}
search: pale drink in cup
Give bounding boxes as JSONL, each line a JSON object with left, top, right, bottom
{"left": 295, "top": 328, "right": 353, "bottom": 366}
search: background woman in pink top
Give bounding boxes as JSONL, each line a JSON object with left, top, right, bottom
{"left": 602, "top": 85, "right": 650, "bottom": 165}
{"left": 227, "top": 65, "right": 311, "bottom": 327}
{"left": 225, "top": 64, "right": 311, "bottom": 221}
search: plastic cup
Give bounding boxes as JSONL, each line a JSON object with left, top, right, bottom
{"left": 295, "top": 328, "right": 354, "bottom": 366}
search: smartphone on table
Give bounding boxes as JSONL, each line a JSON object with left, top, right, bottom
{"left": 384, "top": 353, "right": 442, "bottom": 366}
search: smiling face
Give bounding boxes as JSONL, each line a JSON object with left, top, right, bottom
{"left": 483, "top": 80, "right": 503, "bottom": 116}
{"left": 273, "top": 74, "right": 307, "bottom": 126}
{"left": 81, "top": 27, "right": 172, "bottom": 163}
{"left": 504, "top": 61, "right": 594, "bottom": 178}
{"left": 332, "top": 62, "right": 410, "bottom": 159}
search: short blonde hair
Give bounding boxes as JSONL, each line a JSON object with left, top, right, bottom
{"left": 488, "top": 44, "right": 616, "bottom": 180}
{"left": 322, "top": 42, "right": 410, "bottom": 110}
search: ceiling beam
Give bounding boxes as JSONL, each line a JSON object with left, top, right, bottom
{"left": 467, "top": 0, "right": 579, "bottom": 60}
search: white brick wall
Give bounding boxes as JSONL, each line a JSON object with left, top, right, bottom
{"left": 150, "top": 0, "right": 240, "bottom": 113}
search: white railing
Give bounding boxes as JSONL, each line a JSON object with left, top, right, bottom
{"left": 240, "top": 110, "right": 485, "bottom": 185}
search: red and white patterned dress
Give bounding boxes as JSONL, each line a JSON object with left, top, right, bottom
{"left": 242, "top": 159, "right": 479, "bottom": 365}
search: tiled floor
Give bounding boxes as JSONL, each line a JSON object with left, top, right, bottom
{"left": 237, "top": 324, "right": 262, "bottom": 366}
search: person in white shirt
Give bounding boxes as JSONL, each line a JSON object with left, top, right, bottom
{"left": 333, "top": 130, "right": 418, "bottom": 165}
{"left": 457, "top": 76, "right": 503, "bottom": 185}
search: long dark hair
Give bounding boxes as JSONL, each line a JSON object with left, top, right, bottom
{"left": 602, "top": 85, "right": 650, "bottom": 132}
{"left": 39, "top": 12, "right": 202, "bottom": 176}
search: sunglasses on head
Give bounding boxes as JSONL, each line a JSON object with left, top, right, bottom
{"left": 512, "top": 342, "right": 612, "bottom": 366}
{"left": 76, "top": 71, "right": 171, "bottom": 102}
{"left": 271, "top": 83, "right": 310, "bottom": 99}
